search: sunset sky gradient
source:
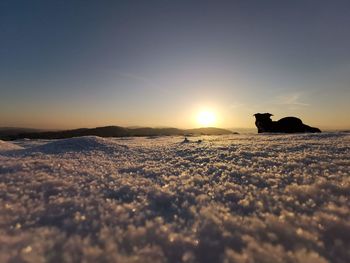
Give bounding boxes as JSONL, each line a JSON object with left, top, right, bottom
{"left": 1, "top": 0, "right": 349, "bottom": 129}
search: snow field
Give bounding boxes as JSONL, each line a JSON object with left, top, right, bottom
{"left": 0, "top": 134, "right": 349, "bottom": 263}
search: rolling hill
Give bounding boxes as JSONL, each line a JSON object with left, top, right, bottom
{"left": 0, "top": 126, "right": 234, "bottom": 140}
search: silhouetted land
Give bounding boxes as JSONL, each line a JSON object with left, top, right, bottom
{"left": 0, "top": 127, "right": 43, "bottom": 137}
{"left": 0, "top": 126, "right": 234, "bottom": 141}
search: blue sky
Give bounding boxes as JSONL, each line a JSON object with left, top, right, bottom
{"left": 1, "top": 0, "right": 349, "bottom": 129}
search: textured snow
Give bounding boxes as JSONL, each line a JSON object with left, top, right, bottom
{"left": 27, "top": 136, "right": 129, "bottom": 154}
{"left": 0, "top": 134, "right": 349, "bottom": 263}
{"left": 0, "top": 140, "right": 23, "bottom": 151}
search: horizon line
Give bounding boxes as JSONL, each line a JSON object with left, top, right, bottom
{"left": 0, "top": 124, "right": 349, "bottom": 132}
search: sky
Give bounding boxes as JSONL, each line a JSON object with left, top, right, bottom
{"left": 1, "top": 0, "right": 350, "bottom": 129}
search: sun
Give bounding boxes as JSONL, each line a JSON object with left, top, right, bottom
{"left": 197, "top": 110, "right": 217, "bottom": 127}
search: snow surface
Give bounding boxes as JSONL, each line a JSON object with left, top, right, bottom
{"left": 0, "top": 140, "right": 23, "bottom": 151}
{"left": 0, "top": 134, "right": 349, "bottom": 263}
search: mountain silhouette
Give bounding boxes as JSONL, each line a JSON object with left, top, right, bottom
{"left": 0, "top": 126, "right": 233, "bottom": 140}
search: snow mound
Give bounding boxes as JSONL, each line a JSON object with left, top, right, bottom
{"left": 28, "top": 136, "right": 128, "bottom": 154}
{"left": 0, "top": 140, "right": 23, "bottom": 151}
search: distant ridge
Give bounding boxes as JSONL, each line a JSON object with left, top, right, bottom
{"left": 0, "top": 127, "right": 44, "bottom": 137}
{"left": 0, "top": 126, "right": 233, "bottom": 141}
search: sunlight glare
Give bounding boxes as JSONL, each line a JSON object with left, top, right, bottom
{"left": 197, "top": 111, "right": 217, "bottom": 127}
